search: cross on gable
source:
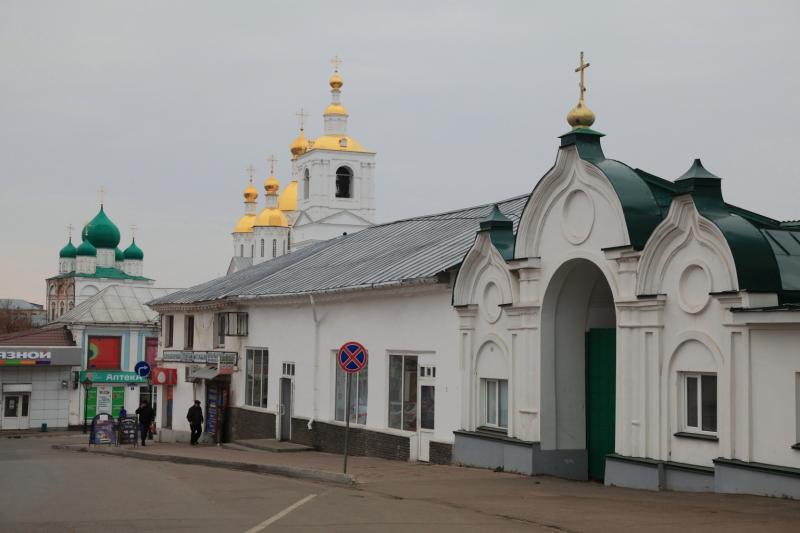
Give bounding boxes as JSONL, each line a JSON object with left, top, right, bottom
{"left": 331, "top": 55, "right": 342, "bottom": 72}
{"left": 574, "top": 51, "right": 591, "bottom": 98}
{"left": 266, "top": 155, "right": 277, "bottom": 175}
{"left": 98, "top": 186, "right": 106, "bottom": 205}
{"left": 295, "top": 107, "right": 309, "bottom": 131}
{"left": 245, "top": 164, "right": 256, "bottom": 182}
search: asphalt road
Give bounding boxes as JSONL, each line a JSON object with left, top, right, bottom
{"left": 0, "top": 436, "right": 538, "bottom": 532}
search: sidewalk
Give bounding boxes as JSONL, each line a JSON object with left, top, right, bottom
{"left": 53, "top": 439, "right": 800, "bottom": 532}
{"left": 2, "top": 428, "right": 82, "bottom": 439}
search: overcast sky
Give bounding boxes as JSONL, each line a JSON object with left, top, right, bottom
{"left": 1, "top": 1, "right": 798, "bottom": 304}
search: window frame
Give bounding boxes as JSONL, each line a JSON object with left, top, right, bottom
{"left": 303, "top": 168, "right": 310, "bottom": 200}
{"left": 388, "top": 354, "right": 418, "bottom": 431}
{"left": 213, "top": 313, "right": 226, "bottom": 348}
{"left": 164, "top": 315, "right": 174, "bottom": 347}
{"left": 184, "top": 315, "right": 194, "bottom": 350}
{"left": 335, "top": 166, "right": 353, "bottom": 199}
{"left": 681, "top": 372, "right": 717, "bottom": 436}
{"left": 245, "top": 348, "right": 269, "bottom": 409}
{"left": 334, "top": 353, "right": 368, "bottom": 425}
{"left": 272, "top": 239, "right": 277, "bottom": 258}
{"left": 481, "top": 378, "right": 509, "bottom": 431}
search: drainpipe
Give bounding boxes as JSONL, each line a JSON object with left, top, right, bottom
{"left": 308, "top": 294, "right": 321, "bottom": 430}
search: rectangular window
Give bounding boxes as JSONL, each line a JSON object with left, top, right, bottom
{"left": 683, "top": 373, "right": 717, "bottom": 434}
{"left": 213, "top": 313, "right": 225, "bottom": 348}
{"left": 222, "top": 312, "right": 248, "bottom": 336}
{"left": 482, "top": 378, "right": 509, "bottom": 430}
{"left": 334, "top": 355, "right": 368, "bottom": 424}
{"left": 184, "top": 315, "right": 194, "bottom": 350}
{"left": 272, "top": 239, "right": 277, "bottom": 258}
{"left": 388, "top": 355, "right": 417, "bottom": 431}
{"left": 260, "top": 239, "right": 264, "bottom": 258}
{"left": 245, "top": 348, "right": 269, "bottom": 408}
{"left": 164, "top": 315, "right": 174, "bottom": 348}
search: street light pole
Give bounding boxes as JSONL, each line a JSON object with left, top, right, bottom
{"left": 82, "top": 378, "right": 92, "bottom": 435}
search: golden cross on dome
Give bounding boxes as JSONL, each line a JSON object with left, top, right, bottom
{"left": 98, "top": 186, "right": 106, "bottom": 205}
{"left": 575, "top": 51, "right": 590, "bottom": 100}
{"left": 295, "top": 107, "right": 309, "bottom": 131}
{"left": 331, "top": 55, "right": 342, "bottom": 72}
{"left": 266, "top": 154, "right": 277, "bottom": 175}
{"left": 130, "top": 224, "right": 138, "bottom": 238}
{"left": 245, "top": 164, "right": 256, "bottom": 182}
{"left": 67, "top": 224, "right": 74, "bottom": 239}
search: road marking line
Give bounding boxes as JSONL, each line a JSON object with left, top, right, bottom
{"left": 243, "top": 493, "right": 317, "bottom": 532}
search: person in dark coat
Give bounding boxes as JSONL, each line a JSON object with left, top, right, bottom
{"left": 187, "top": 400, "right": 204, "bottom": 445}
{"left": 135, "top": 401, "right": 154, "bottom": 446}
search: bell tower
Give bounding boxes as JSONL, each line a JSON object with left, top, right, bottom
{"left": 290, "top": 57, "right": 376, "bottom": 249}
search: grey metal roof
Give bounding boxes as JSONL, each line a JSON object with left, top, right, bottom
{"left": 56, "top": 285, "right": 180, "bottom": 325}
{"left": 150, "top": 195, "right": 528, "bottom": 306}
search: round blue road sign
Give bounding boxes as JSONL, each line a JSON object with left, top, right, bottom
{"left": 134, "top": 361, "right": 151, "bottom": 378}
{"left": 337, "top": 341, "right": 368, "bottom": 373}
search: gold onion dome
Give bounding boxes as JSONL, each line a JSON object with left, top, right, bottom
{"left": 567, "top": 98, "right": 595, "bottom": 130}
{"left": 254, "top": 208, "right": 289, "bottom": 228}
{"left": 264, "top": 174, "right": 280, "bottom": 195}
{"left": 234, "top": 213, "right": 256, "bottom": 233}
{"left": 290, "top": 130, "right": 308, "bottom": 158}
{"left": 324, "top": 102, "right": 348, "bottom": 116}
{"left": 243, "top": 182, "right": 258, "bottom": 203}
{"left": 329, "top": 71, "right": 343, "bottom": 90}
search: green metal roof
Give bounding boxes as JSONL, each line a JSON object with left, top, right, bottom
{"left": 115, "top": 247, "right": 124, "bottom": 261}
{"left": 59, "top": 238, "right": 77, "bottom": 258}
{"left": 84, "top": 205, "right": 121, "bottom": 249}
{"left": 479, "top": 204, "right": 515, "bottom": 260}
{"left": 561, "top": 130, "right": 799, "bottom": 303}
{"left": 49, "top": 267, "right": 151, "bottom": 281}
{"left": 76, "top": 238, "right": 97, "bottom": 257}
{"left": 123, "top": 238, "right": 144, "bottom": 260}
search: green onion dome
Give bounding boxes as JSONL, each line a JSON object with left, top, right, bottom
{"left": 59, "top": 238, "right": 77, "bottom": 258}
{"left": 123, "top": 238, "right": 144, "bottom": 260}
{"left": 115, "top": 247, "right": 124, "bottom": 262}
{"left": 85, "top": 205, "right": 121, "bottom": 249}
{"left": 76, "top": 238, "right": 97, "bottom": 257}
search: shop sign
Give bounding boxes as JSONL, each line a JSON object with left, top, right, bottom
{"left": 0, "top": 346, "right": 81, "bottom": 366}
{"left": 162, "top": 350, "right": 238, "bottom": 365}
{"left": 80, "top": 370, "right": 147, "bottom": 384}
{"left": 151, "top": 367, "right": 178, "bottom": 385}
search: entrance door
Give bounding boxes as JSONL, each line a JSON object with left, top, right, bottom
{"left": 417, "top": 365, "right": 436, "bottom": 462}
{"left": 586, "top": 328, "right": 616, "bottom": 480}
{"left": 279, "top": 378, "right": 292, "bottom": 441}
{"left": 2, "top": 394, "right": 30, "bottom": 430}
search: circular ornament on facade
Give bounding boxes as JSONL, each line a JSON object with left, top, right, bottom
{"left": 561, "top": 189, "right": 595, "bottom": 245}
{"left": 482, "top": 281, "right": 503, "bottom": 323}
{"left": 678, "top": 263, "right": 711, "bottom": 314}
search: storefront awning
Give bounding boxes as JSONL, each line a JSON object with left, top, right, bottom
{"left": 188, "top": 367, "right": 220, "bottom": 381}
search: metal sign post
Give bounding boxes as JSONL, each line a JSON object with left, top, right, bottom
{"left": 337, "top": 341, "right": 368, "bottom": 475}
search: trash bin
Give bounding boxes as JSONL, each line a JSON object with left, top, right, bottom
{"left": 41, "top": 423, "right": 48, "bottom": 432}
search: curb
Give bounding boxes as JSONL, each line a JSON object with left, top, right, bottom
{"left": 3, "top": 432, "right": 84, "bottom": 440}
{"left": 52, "top": 444, "right": 357, "bottom": 486}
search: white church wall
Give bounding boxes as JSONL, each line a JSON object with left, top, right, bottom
{"left": 749, "top": 329, "right": 800, "bottom": 468}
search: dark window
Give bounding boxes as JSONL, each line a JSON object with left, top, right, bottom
{"left": 164, "top": 315, "right": 174, "bottom": 347}
{"left": 303, "top": 168, "right": 310, "bottom": 200}
{"left": 239, "top": 244, "right": 243, "bottom": 256}
{"left": 272, "top": 239, "right": 277, "bottom": 258}
{"left": 335, "top": 166, "right": 353, "bottom": 198}
{"left": 185, "top": 315, "right": 194, "bottom": 350}
{"left": 214, "top": 313, "right": 226, "bottom": 348}
{"left": 245, "top": 348, "right": 268, "bottom": 408}
{"left": 260, "top": 239, "right": 264, "bottom": 258}
{"left": 684, "top": 373, "right": 717, "bottom": 434}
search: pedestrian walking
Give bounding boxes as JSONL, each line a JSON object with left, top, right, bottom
{"left": 135, "top": 401, "right": 154, "bottom": 447}
{"left": 187, "top": 400, "right": 204, "bottom": 445}
{"left": 119, "top": 407, "right": 127, "bottom": 418}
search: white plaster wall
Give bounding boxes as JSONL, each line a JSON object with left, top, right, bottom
{"left": 750, "top": 329, "right": 800, "bottom": 468}
{"left": 0, "top": 367, "right": 71, "bottom": 429}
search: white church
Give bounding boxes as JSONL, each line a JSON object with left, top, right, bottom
{"left": 150, "top": 56, "right": 800, "bottom": 499}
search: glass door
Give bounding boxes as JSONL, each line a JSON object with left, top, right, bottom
{"left": 2, "top": 393, "right": 30, "bottom": 430}
{"left": 418, "top": 365, "right": 436, "bottom": 462}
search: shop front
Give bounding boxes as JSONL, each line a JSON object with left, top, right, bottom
{"left": 0, "top": 345, "right": 81, "bottom": 430}
{"left": 78, "top": 370, "right": 148, "bottom": 425}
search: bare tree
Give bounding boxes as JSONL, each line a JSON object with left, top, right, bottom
{"left": 0, "top": 301, "right": 34, "bottom": 334}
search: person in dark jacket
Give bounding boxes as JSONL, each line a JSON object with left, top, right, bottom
{"left": 135, "top": 401, "right": 154, "bottom": 446}
{"left": 187, "top": 400, "right": 204, "bottom": 445}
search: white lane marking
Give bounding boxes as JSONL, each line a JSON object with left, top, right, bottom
{"left": 243, "top": 493, "right": 317, "bottom": 532}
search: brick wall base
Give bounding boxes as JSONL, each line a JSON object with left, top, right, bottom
{"left": 429, "top": 441, "right": 453, "bottom": 465}
{"left": 225, "top": 407, "right": 275, "bottom": 441}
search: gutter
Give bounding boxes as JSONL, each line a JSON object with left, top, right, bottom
{"left": 308, "top": 294, "right": 322, "bottom": 431}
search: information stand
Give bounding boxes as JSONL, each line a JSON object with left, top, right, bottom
{"left": 117, "top": 415, "right": 138, "bottom": 447}
{"left": 89, "top": 413, "right": 117, "bottom": 446}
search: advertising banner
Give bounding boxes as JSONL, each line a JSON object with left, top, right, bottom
{"left": 87, "top": 336, "right": 122, "bottom": 370}
{"left": 162, "top": 350, "right": 238, "bottom": 365}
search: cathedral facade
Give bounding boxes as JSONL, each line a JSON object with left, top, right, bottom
{"left": 228, "top": 62, "right": 375, "bottom": 274}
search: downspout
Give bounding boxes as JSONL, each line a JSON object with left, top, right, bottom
{"left": 308, "top": 294, "right": 321, "bottom": 430}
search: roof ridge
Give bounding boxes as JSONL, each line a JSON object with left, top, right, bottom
{"left": 367, "top": 194, "right": 529, "bottom": 229}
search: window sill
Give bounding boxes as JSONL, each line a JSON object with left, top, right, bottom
{"left": 477, "top": 425, "right": 509, "bottom": 437}
{"left": 674, "top": 431, "right": 718, "bottom": 442}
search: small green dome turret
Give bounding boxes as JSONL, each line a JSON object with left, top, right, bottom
{"left": 85, "top": 205, "right": 121, "bottom": 249}
{"left": 115, "top": 247, "right": 124, "bottom": 262}
{"left": 76, "top": 238, "right": 97, "bottom": 257}
{"left": 59, "top": 238, "right": 77, "bottom": 258}
{"left": 123, "top": 238, "right": 144, "bottom": 260}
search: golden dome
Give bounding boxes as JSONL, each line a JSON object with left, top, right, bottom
{"left": 329, "top": 71, "right": 343, "bottom": 90}
{"left": 264, "top": 174, "right": 280, "bottom": 195}
{"left": 307, "top": 134, "right": 371, "bottom": 153}
{"left": 234, "top": 213, "right": 256, "bottom": 233}
{"left": 290, "top": 130, "right": 308, "bottom": 158}
{"left": 254, "top": 207, "right": 289, "bottom": 228}
{"left": 324, "top": 102, "right": 349, "bottom": 116}
{"left": 278, "top": 180, "right": 298, "bottom": 211}
{"left": 243, "top": 182, "right": 258, "bottom": 203}
{"left": 566, "top": 98, "right": 595, "bottom": 130}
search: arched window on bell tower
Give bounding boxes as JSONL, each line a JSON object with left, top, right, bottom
{"left": 335, "top": 166, "right": 353, "bottom": 198}
{"left": 303, "top": 168, "right": 310, "bottom": 200}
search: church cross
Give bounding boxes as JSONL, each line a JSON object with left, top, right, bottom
{"left": 331, "top": 55, "right": 342, "bottom": 72}
{"left": 574, "top": 51, "right": 590, "bottom": 100}
{"left": 67, "top": 224, "right": 74, "bottom": 239}
{"left": 245, "top": 164, "right": 256, "bottom": 182}
{"left": 267, "top": 154, "right": 277, "bottom": 175}
{"left": 130, "top": 224, "right": 138, "bottom": 238}
{"left": 296, "top": 107, "right": 309, "bottom": 131}
{"left": 98, "top": 186, "right": 106, "bottom": 205}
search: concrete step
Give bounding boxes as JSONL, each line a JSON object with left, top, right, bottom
{"left": 230, "top": 438, "right": 313, "bottom": 453}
